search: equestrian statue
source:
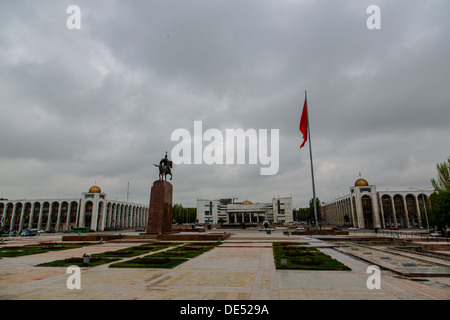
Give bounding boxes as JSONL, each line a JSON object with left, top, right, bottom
{"left": 154, "top": 152, "right": 173, "bottom": 181}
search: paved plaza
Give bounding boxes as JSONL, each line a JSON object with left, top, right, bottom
{"left": 1, "top": 229, "right": 449, "bottom": 301}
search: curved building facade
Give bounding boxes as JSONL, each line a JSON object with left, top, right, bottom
{"left": 0, "top": 186, "right": 149, "bottom": 233}
{"left": 321, "top": 179, "right": 432, "bottom": 229}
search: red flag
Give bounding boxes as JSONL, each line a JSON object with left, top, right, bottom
{"left": 299, "top": 97, "right": 308, "bottom": 148}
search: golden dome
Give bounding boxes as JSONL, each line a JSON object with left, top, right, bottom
{"left": 354, "top": 179, "right": 369, "bottom": 187}
{"left": 242, "top": 200, "right": 253, "bottom": 205}
{"left": 88, "top": 186, "right": 102, "bottom": 193}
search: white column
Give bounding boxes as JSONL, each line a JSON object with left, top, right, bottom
{"left": 0, "top": 203, "right": 7, "bottom": 229}
{"left": 64, "top": 203, "right": 71, "bottom": 231}
{"left": 29, "top": 203, "right": 37, "bottom": 230}
{"left": 37, "top": 204, "right": 44, "bottom": 231}
{"left": 112, "top": 205, "right": 117, "bottom": 228}
{"left": 9, "top": 203, "right": 17, "bottom": 232}
{"left": 55, "top": 202, "right": 63, "bottom": 232}
{"left": 403, "top": 196, "right": 410, "bottom": 228}
{"left": 18, "top": 203, "right": 26, "bottom": 232}
{"left": 414, "top": 194, "right": 423, "bottom": 228}
{"left": 45, "top": 203, "right": 53, "bottom": 231}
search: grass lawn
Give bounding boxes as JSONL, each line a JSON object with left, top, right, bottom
{"left": 92, "top": 243, "right": 173, "bottom": 258}
{"left": 0, "top": 242, "right": 99, "bottom": 258}
{"left": 273, "top": 245, "right": 350, "bottom": 271}
{"left": 36, "top": 256, "right": 120, "bottom": 267}
{"left": 34, "top": 243, "right": 177, "bottom": 267}
{"left": 29, "top": 241, "right": 220, "bottom": 269}
{"left": 273, "top": 242, "right": 310, "bottom": 247}
{"left": 109, "top": 242, "right": 220, "bottom": 268}
{"left": 109, "top": 256, "right": 188, "bottom": 269}
{"left": 150, "top": 245, "right": 215, "bottom": 259}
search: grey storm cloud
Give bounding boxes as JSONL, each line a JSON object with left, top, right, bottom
{"left": 0, "top": 0, "right": 449, "bottom": 207}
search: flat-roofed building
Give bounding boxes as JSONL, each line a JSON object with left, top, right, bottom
{"left": 197, "top": 196, "right": 293, "bottom": 225}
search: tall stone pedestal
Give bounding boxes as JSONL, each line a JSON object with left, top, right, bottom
{"left": 146, "top": 180, "right": 173, "bottom": 234}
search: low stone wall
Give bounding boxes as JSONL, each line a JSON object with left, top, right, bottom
{"left": 291, "top": 230, "right": 349, "bottom": 236}
{"left": 219, "top": 224, "right": 258, "bottom": 229}
{"left": 421, "top": 243, "right": 450, "bottom": 251}
{"left": 172, "top": 227, "right": 206, "bottom": 232}
{"left": 62, "top": 234, "right": 123, "bottom": 241}
{"left": 157, "top": 233, "right": 231, "bottom": 241}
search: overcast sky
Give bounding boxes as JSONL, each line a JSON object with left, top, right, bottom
{"left": 1, "top": 0, "right": 449, "bottom": 208}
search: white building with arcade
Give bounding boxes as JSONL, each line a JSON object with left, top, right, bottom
{"left": 321, "top": 178, "right": 433, "bottom": 229}
{"left": 0, "top": 186, "right": 149, "bottom": 233}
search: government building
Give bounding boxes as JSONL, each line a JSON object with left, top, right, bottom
{"left": 321, "top": 178, "right": 433, "bottom": 229}
{"left": 0, "top": 186, "right": 149, "bottom": 233}
{"left": 197, "top": 196, "right": 293, "bottom": 225}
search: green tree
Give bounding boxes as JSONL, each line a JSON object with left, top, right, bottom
{"left": 431, "top": 157, "right": 450, "bottom": 194}
{"left": 308, "top": 197, "right": 322, "bottom": 228}
{"left": 294, "top": 207, "right": 310, "bottom": 222}
{"left": 428, "top": 157, "right": 450, "bottom": 234}
{"left": 172, "top": 204, "right": 197, "bottom": 224}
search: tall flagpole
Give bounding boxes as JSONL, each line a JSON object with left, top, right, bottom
{"left": 305, "top": 91, "right": 319, "bottom": 229}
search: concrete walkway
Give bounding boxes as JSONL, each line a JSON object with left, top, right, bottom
{"left": 0, "top": 231, "right": 449, "bottom": 300}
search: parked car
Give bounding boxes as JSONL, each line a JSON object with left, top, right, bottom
{"left": 430, "top": 231, "right": 443, "bottom": 237}
{"left": 295, "top": 227, "right": 305, "bottom": 231}
{"left": 259, "top": 227, "right": 275, "bottom": 231}
{"left": 348, "top": 227, "right": 359, "bottom": 231}
{"left": 21, "top": 229, "right": 38, "bottom": 236}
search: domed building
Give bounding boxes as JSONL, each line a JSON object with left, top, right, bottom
{"left": 321, "top": 177, "right": 433, "bottom": 229}
{"left": 0, "top": 185, "right": 149, "bottom": 233}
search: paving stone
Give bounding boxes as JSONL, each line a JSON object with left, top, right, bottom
{"left": 0, "top": 230, "right": 449, "bottom": 300}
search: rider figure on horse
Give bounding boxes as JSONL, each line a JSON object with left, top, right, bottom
{"left": 155, "top": 152, "right": 173, "bottom": 181}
